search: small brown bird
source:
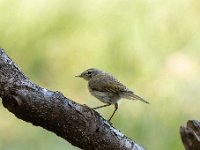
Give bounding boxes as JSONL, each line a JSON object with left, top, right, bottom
{"left": 76, "top": 68, "right": 149, "bottom": 122}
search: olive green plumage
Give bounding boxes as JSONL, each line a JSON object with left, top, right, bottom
{"left": 76, "top": 68, "right": 149, "bottom": 122}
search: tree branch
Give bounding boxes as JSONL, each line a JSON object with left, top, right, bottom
{"left": 0, "top": 48, "right": 146, "bottom": 150}
{"left": 180, "top": 120, "right": 200, "bottom": 150}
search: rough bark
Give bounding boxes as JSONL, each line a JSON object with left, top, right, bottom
{"left": 180, "top": 120, "right": 200, "bottom": 150}
{"left": 0, "top": 48, "right": 146, "bottom": 150}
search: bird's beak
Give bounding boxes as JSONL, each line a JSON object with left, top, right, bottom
{"left": 75, "top": 74, "right": 82, "bottom": 78}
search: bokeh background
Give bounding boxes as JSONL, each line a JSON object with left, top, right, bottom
{"left": 0, "top": 0, "right": 200, "bottom": 149}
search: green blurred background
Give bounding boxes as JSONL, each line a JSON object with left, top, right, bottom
{"left": 0, "top": 0, "right": 200, "bottom": 149}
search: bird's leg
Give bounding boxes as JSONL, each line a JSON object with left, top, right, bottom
{"left": 93, "top": 104, "right": 111, "bottom": 110}
{"left": 108, "top": 103, "right": 118, "bottom": 122}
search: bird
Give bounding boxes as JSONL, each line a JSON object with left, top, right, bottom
{"left": 75, "top": 68, "right": 149, "bottom": 122}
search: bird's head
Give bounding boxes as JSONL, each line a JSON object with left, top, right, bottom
{"left": 75, "top": 68, "right": 103, "bottom": 81}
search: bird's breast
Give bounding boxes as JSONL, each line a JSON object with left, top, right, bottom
{"left": 88, "top": 86, "right": 121, "bottom": 104}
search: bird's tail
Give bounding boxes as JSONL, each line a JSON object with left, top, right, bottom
{"left": 122, "top": 91, "right": 149, "bottom": 104}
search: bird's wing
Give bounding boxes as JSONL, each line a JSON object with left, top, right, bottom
{"left": 88, "top": 74, "right": 128, "bottom": 93}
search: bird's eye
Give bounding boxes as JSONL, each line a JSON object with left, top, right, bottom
{"left": 87, "top": 71, "right": 92, "bottom": 74}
